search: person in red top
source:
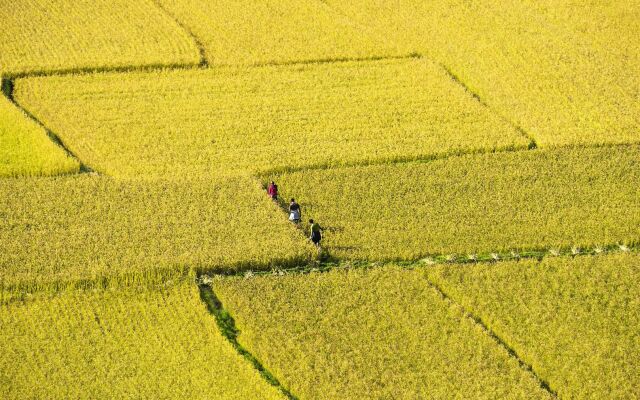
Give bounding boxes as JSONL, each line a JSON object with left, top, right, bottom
{"left": 267, "top": 181, "right": 278, "bottom": 201}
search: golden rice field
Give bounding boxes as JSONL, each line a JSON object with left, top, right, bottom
{"left": 214, "top": 266, "right": 552, "bottom": 399}
{"left": 2, "top": 0, "right": 639, "bottom": 398}
{"left": 0, "top": 94, "right": 78, "bottom": 176}
{"left": 426, "top": 253, "right": 640, "bottom": 399}
{"left": 0, "top": 0, "right": 200, "bottom": 75}
{"left": 273, "top": 146, "right": 640, "bottom": 260}
{"left": 14, "top": 58, "right": 527, "bottom": 179}
{"left": 155, "top": 0, "right": 399, "bottom": 66}
{"left": 521, "top": 0, "right": 640, "bottom": 68}
{"left": 0, "top": 175, "right": 313, "bottom": 293}
{"left": 0, "top": 283, "right": 284, "bottom": 399}
{"left": 326, "top": 0, "right": 640, "bottom": 148}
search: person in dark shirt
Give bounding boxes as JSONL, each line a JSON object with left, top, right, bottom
{"left": 289, "top": 198, "right": 301, "bottom": 223}
{"left": 309, "top": 219, "right": 323, "bottom": 247}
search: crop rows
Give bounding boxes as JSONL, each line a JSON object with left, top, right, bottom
{"left": 521, "top": 0, "right": 640, "bottom": 72}
{"left": 0, "top": 93, "right": 78, "bottom": 176}
{"left": 324, "top": 0, "right": 640, "bottom": 148}
{"left": 13, "top": 58, "right": 527, "bottom": 179}
{"left": 214, "top": 265, "right": 552, "bottom": 399}
{"left": 0, "top": 0, "right": 201, "bottom": 76}
{"left": 272, "top": 146, "right": 640, "bottom": 260}
{"left": 426, "top": 252, "right": 640, "bottom": 399}
{"left": 0, "top": 282, "right": 284, "bottom": 399}
{"left": 155, "top": 0, "right": 398, "bottom": 66}
{"left": 0, "top": 175, "right": 313, "bottom": 294}
{"left": 2, "top": 2, "right": 639, "bottom": 397}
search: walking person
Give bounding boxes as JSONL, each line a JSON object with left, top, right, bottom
{"left": 309, "top": 219, "right": 323, "bottom": 247}
{"left": 267, "top": 181, "right": 278, "bottom": 201}
{"left": 289, "top": 198, "right": 301, "bottom": 224}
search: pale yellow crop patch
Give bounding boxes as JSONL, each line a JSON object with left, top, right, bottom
{"left": 0, "top": 94, "right": 79, "bottom": 176}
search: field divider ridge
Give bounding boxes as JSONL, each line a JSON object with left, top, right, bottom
{"left": 149, "top": 0, "right": 208, "bottom": 67}
{"left": 197, "top": 281, "right": 300, "bottom": 400}
{"left": 424, "top": 275, "right": 558, "bottom": 398}
{"left": 439, "top": 64, "right": 538, "bottom": 149}
{"left": 258, "top": 143, "right": 528, "bottom": 178}
{"left": 247, "top": 52, "right": 421, "bottom": 69}
{"left": 6, "top": 243, "right": 632, "bottom": 304}
{"left": 200, "top": 243, "right": 637, "bottom": 279}
{"left": 1, "top": 77, "right": 94, "bottom": 173}
{"left": 317, "top": 0, "right": 538, "bottom": 150}
{"left": 0, "top": 245, "right": 319, "bottom": 304}
{"left": 0, "top": 266, "right": 195, "bottom": 306}
{"left": 313, "top": 0, "right": 538, "bottom": 149}
{"left": 259, "top": 140, "right": 639, "bottom": 178}
{"left": 7, "top": 52, "right": 422, "bottom": 80}
{"left": 4, "top": 61, "right": 204, "bottom": 80}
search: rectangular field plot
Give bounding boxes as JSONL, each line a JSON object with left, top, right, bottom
{"left": 214, "top": 266, "right": 552, "bottom": 399}
{"left": 0, "top": 283, "right": 284, "bottom": 399}
{"left": 155, "top": 0, "right": 399, "bottom": 65}
{"left": 0, "top": 175, "right": 312, "bottom": 291}
{"left": 0, "top": 95, "right": 79, "bottom": 177}
{"left": 0, "top": 0, "right": 200, "bottom": 75}
{"left": 14, "top": 58, "right": 528, "bottom": 179}
{"left": 272, "top": 146, "right": 640, "bottom": 260}
{"left": 325, "top": 0, "right": 640, "bottom": 147}
{"left": 426, "top": 253, "right": 640, "bottom": 399}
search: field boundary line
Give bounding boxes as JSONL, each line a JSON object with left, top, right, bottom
{"left": 439, "top": 64, "right": 538, "bottom": 149}
{"left": 2, "top": 245, "right": 635, "bottom": 301}
{"left": 6, "top": 53, "right": 421, "bottom": 80}
{"left": 258, "top": 143, "right": 528, "bottom": 178}
{"left": 0, "top": 266, "right": 196, "bottom": 306}
{"left": 246, "top": 52, "right": 420, "bottom": 69}
{"left": 149, "top": 0, "right": 208, "bottom": 67}
{"left": 200, "top": 244, "right": 637, "bottom": 279}
{"left": 314, "top": 0, "right": 543, "bottom": 156}
{"left": 312, "top": 0, "right": 538, "bottom": 149}
{"left": 4, "top": 61, "right": 203, "bottom": 80}
{"left": 198, "top": 282, "right": 300, "bottom": 400}
{"left": 259, "top": 140, "right": 638, "bottom": 184}
{"left": 149, "top": 0, "right": 418, "bottom": 70}
{"left": 0, "top": 249, "right": 316, "bottom": 302}
{"left": 1, "top": 77, "right": 94, "bottom": 173}
{"left": 425, "top": 276, "right": 558, "bottom": 398}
